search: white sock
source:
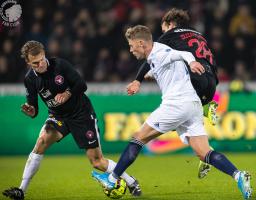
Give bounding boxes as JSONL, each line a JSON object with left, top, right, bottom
{"left": 106, "top": 159, "right": 135, "bottom": 186}
{"left": 234, "top": 170, "right": 241, "bottom": 182}
{"left": 19, "top": 152, "right": 44, "bottom": 192}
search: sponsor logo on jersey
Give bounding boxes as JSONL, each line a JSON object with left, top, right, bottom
{"left": 55, "top": 75, "right": 64, "bottom": 85}
{"left": 85, "top": 130, "right": 94, "bottom": 139}
{"left": 46, "top": 117, "right": 62, "bottom": 126}
{"left": 46, "top": 99, "right": 61, "bottom": 107}
{"left": 41, "top": 89, "right": 51, "bottom": 98}
{"left": 88, "top": 140, "right": 96, "bottom": 145}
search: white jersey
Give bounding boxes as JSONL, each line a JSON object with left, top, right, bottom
{"left": 147, "top": 42, "right": 200, "bottom": 104}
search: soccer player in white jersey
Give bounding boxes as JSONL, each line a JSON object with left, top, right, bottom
{"left": 92, "top": 25, "right": 252, "bottom": 199}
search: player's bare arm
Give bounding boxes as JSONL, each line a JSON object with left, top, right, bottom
{"left": 126, "top": 80, "right": 141, "bottom": 95}
{"left": 21, "top": 103, "right": 36, "bottom": 117}
{"left": 54, "top": 90, "right": 71, "bottom": 104}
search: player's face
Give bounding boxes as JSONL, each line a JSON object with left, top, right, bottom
{"left": 27, "top": 51, "right": 48, "bottom": 73}
{"left": 128, "top": 39, "right": 146, "bottom": 60}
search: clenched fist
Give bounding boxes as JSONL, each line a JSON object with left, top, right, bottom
{"left": 126, "top": 80, "right": 141, "bottom": 95}
{"left": 21, "top": 103, "right": 36, "bottom": 117}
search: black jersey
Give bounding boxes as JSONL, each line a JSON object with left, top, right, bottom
{"left": 24, "top": 58, "right": 94, "bottom": 118}
{"left": 158, "top": 27, "right": 218, "bottom": 78}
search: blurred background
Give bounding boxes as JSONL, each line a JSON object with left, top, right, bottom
{"left": 0, "top": 0, "right": 256, "bottom": 155}
{"left": 1, "top": 0, "right": 256, "bottom": 83}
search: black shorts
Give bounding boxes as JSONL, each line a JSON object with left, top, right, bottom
{"left": 45, "top": 111, "right": 100, "bottom": 149}
{"left": 189, "top": 64, "right": 217, "bottom": 105}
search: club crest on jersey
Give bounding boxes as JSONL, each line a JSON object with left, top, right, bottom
{"left": 85, "top": 130, "right": 94, "bottom": 139}
{"left": 55, "top": 75, "right": 64, "bottom": 85}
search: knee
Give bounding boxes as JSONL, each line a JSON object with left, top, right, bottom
{"left": 132, "top": 133, "right": 146, "bottom": 144}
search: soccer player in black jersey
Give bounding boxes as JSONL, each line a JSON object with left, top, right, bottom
{"left": 2, "top": 41, "right": 141, "bottom": 200}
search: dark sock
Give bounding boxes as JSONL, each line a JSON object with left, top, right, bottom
{"left": 205, "top": 150, "right": 238, "bottom": 177}
{"left": 113, "top": 138, "right": 144, "bottom": 177}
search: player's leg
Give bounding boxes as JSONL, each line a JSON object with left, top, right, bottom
{"left": 198, "top": 160, "right": 211, "bottom": 179}
{"left": 188, "top": 136, "right": 252, "bottom": 199}
{"left": 69, "top": 111, "right": 143, "bottom": 196}
{"left": 3, "top": 121, "right": 65, "bottom": 200}
{"left": 92, "top": 123, "right": 162, "bottom": 189}
{"left": 198, "top": 145, "right": 215, "bottom": 179}
{"left": 203, "top": 101, "right": 218, "bottom": 125}
{"left": 87, "top": 147, "right": 142, "bottom": 196}
{"left": 179, "top": 101, "right": 252, "bottom": 199}
{"left": 190, "top": 67, "right": 218, "bottom": 125}
{"left": 203, "top": 73, "right": 218, "bottom": 125}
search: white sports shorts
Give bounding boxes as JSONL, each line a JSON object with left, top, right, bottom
{"left": 145, "top": 101, "right": 207, "bottom": 144}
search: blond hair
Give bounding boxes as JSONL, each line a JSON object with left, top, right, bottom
{"left": 125, "top": 25, "right": 152, "bottom": 41}
{"left": 21, "top": 41, "right": 44, "bottom": 61}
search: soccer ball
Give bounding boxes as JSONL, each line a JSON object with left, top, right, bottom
{"left": 103, "top": 179, "right": 127, "bottom": 199}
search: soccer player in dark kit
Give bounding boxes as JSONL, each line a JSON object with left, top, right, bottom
{"left": 2, "top": 41, "right": 141, "bottom": 200}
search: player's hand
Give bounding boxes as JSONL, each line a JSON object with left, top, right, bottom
{"left": 189, "top": 61, "right": 205, "bottom": 75}
{"left": 54, "top": 91, "right": 71, "bottom": 104}
{"left": 21, "top": 103, "right": 35, "bottom": 117}
{"left": 126, "top": 80, "right": 141, "bottom": 95}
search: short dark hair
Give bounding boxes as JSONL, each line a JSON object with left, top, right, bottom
{"left": 161, "top": 8, "right": 190, "bottom": 27}
{"left": 125, "top": 25, "right": 152, "bottom": 41}
{"left": 21, "top": 41, "right": 44, "bottom": 61}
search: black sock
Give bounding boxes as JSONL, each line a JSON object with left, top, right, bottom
{"left": 205, "top": 150, "right": 238, "bottom": 177}
{"left": 113, "top": 138, "right": 144, "bottom": 177}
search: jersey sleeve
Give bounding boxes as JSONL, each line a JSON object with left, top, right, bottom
{"left": 24, "top": 77, "right": 39, "bottom": 118}
{"left": 59, "top": 58, "right": 87, "bottom": 95}
{"left": 168, "top": 48, "right": 196, "bottom": 65}
{"left": 135, "top": 61, "right": 151, "bottom": 82}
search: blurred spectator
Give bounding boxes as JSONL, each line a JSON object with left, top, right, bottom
{"left": 70, "top": 40, "right": 90, "bottom": 80}
{"left": 189, "top": 0, "right": 205, "bottom": 33}
{"left": 0, "top": 55, "right": 15, "bottom": 83}
{"left": 217, "top": 67, "right": 230, "bottom": 82}
{"left": 0, "top": 56, "right": 9, "bottom": 82}
{"left": 93, "top": 48, "right": 114, "bottom": 82}
{"left": 49, "top": 24, "right": 71, "bottom": 56}
{"left": 0, "top": 0, "right": 256, "bottom": 83}
{"left": 2, "top": 39, "right": 14, "bottom": 56}
{"left": 26, "top": 22, "right": 47, "bottom": 45}
{"left": 47, "top": 39, "right": 61, "bottom": 57}
{"left": 228, "top": 35, "right": 254, "bottom": 73}
{"left": 233, "top": 60, "right": 250, "bottom": 81}
{"left": 115, "top": 50, "right": 136, "bottom": 81}
{"left": 229, "top": 3, "right": 255, "bottom": 36}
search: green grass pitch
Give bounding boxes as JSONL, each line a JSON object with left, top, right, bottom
{"left": 0, "top": 153, "right": 255, "bottom": 200}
